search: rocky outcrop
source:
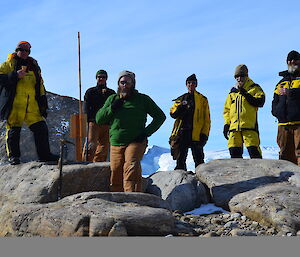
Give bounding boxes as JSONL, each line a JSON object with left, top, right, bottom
{"left": 0, "top": 162, "right": 175, "bottom": 236}
{"left": 0, "top": 192, "right": 174, "bottom": 237}
{"left": 0, "top": 92, "right": 79, "bottom": 163}
{"left": 146, "top": 170, "right": 209, "bottom": 212}
{"left": 0, "top": 162, "right": 111, "bottom": 204}
{"left": 196, "top": 159, "right": 300, "bottom": 234}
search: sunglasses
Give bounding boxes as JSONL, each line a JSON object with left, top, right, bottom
{"left": 187, "top": 81, "right": 197, "bottom": 85}
{"left": 119, "top": 81, "right": 132, "bottom": 85}
{"left": 18, "top": 48, "right": 30, "bottom": 53}
{"left": 97, "top": 76, "right": 107, "bottom": 79}
{"left": 234, "top": 74, "right": 246, "bottom": 78}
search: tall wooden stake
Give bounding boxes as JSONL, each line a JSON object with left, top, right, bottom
{"left": 70, "top": 32, "right": 87, "bottom": 161}
{"left": 77, "top": 32, "right": 83, "bottom": 160}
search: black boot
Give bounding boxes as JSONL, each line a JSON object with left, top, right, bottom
{"left": 247, "top": 146, "right": 262, "bottom": 159}
{"left": 29, "top": 121, "right": 59, "bottom": 162}
{"left": 7, "top": 127, "right": 21, "bottom": 165}
{"left": 229, "top": 147, "right": 243, "bottom": 158}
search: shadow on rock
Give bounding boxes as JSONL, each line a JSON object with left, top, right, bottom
{"left": 213, "top": 172, "right": 294, "bottom": 210}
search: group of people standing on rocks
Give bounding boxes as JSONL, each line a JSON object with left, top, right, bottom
{"left": 1, "top": 41, "right": 300, "bottom": 193}
{"left": 169, "top": 51, "right": 300, "bottom": 172}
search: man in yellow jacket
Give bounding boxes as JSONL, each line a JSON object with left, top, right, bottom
{"left": 170, "top": 74, "right": 210, "bottom": 170}
{"left": 0, "top": 41, "right": 58, "bottom": 165}
{"left": 223, "top": 64, "right": 265, "bottom": 158}
{"left": 272, "top": 50, "right": 300, "bottom": 165}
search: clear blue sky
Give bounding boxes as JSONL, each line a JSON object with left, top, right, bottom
{"left": 1, "top": 0, "right": 299, "bottom": 149}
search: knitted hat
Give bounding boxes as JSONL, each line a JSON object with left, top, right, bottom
{"left": 15, "top": 41, "right": 31, "bottom": 53}
{"left": 286, "top": 50, "right": 300, "bottom": 63}
{"left": 234, "top": 64, "right": 248, "bottom": 78}
{"left": 186, "top": 74, "right": 197, "bottom": 83}
{"left": 118, "top": 70, "right": 136, "bottom": 86}
{"left": 96, "top": 69, "right": 108, "bottom": 79}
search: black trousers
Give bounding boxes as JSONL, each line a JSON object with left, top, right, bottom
{"left": 175, "top": 141, "right": 204, "bottom": 171}
{"left": 6, "top": 121, "right": 52, "bottom": 160}
{"left": 229, "top": 146, "right": 262, "bottom": 159}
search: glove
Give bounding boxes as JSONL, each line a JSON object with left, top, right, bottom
{"left": 199, "top": 133, "right": 208, "bottom": 147}
{"left": 134, "top": 133, "right": 147, "bottom": 143}
{"left": 111, "top": 98, "right": 124, "bottom": 112}
{"left": 239, "top": 87, "right": 247, "bottom": 95}
{"left": 223, "top": 124, "right": 230, "bottom": 140}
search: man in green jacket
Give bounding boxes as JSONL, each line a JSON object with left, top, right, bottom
{"left": 96, "top": 70, "right": 166, "bottom": 192}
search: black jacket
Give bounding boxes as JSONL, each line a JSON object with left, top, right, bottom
{"left": 83, "top": 85, "right": 115, "bottom": 122}
{"left": 170, "top": 92, "right": 195, "bottom": 130}
{"left": 272, "top": 70, "right": 300, "bottom": 125}
{"left": 0, "top": 55, "right": 48, "bottom": 121}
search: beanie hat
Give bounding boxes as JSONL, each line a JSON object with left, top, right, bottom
{"left": 15, "top": 41, "right": 31, "bottom": 54}
{"left": 286, "top": 50, "right": 300, "bottom": 63}
{"left": 186, "top": 74, "right": 197, "bottom": 83}
{"left": 118, "top": 70, "right": 136, "bottom": 87}
{"left": 234, "top": 64, "right": 248, "bottom": 77}
{"left": 96, "top": 69, "right": 108, "bottom": 79}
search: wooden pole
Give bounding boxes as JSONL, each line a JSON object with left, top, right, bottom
{"left": 78, "top": 32, "right": 83, "bottom": 136}
{"left": 77, "top": 31, "right": 83, "bottom": 160}
{"left": 70, "top": 32, "right": 87, "bottom": 161}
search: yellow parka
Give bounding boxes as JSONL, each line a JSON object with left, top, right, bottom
{"left": 223, "top": 77, "right": 265, "bottom": 131}
{"left": 170, "top": 90, "right": 210, "bottom": 141}
{"left": 0, "top": 53, "right": 47, "bottom": 125}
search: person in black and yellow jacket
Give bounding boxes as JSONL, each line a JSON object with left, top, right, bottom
{"left": 170, "top": 74, "right": 210, "bottom": 171}
{"left": 272, "top": 50, "right": 300, "bottom": 166}
{"left": 223, "top": 64, "right": 265, "bottom": 158}
{"left": 0, "top": 41, "right": 58, "bottom": 165}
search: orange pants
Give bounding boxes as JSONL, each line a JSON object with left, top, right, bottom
{"left": 277, "top": 125, "right": 300, "bottom": 166}
{"left": 82, "top": 123, "right": 109, "bottom": 162}
{"left": 109, "top": 140, "right": 147, "bottom": 192}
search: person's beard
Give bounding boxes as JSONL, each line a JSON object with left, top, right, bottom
{"left": 288, "top": 64, "right": 299, "bottom": 74}
{"left": 117, "top": 86, "right": 134, "bottom": 99}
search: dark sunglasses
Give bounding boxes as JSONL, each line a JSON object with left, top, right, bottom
{"left": 18, "top": 48, "right": 30, "bottom": 53}
{"left": 234, "top": 74, "right": 246, "bottom": 78}
{"left": 97, "top": 76, "right": 107, "bottom": 79}
{"left": 187, "top": 81, "right": 197, "bottom": 85}
{"left": 119, "top": 81, "right": 131, "bottom": 85}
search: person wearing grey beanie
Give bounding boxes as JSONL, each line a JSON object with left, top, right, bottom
{"left": 272, "top": 51, "right": 300, "bottom": 166}
{"left": 95, "top": 70, "right": 166, "bottom": 192}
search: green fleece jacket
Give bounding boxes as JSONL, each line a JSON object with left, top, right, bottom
{"left": 96, "top": 90, "right": 166, "bottom": 146}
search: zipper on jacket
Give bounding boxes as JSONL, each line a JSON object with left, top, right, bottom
{"left": 25, "top": 95, "right": 29, "bottom": 114}
{"left": 237, "top": 94, "right": 240, "bottom": 131}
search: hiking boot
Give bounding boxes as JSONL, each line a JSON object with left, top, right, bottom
{"left": 8, "top": 157, "right": 20, "bottom": 165}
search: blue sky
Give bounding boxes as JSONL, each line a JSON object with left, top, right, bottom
{"left": 1, "top": 0, "right": 299, "bottom": 150}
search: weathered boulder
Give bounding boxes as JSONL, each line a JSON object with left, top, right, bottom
{"left": 0, "top": 192, "right": 174, "bottom": 237}
{"left": 196, "top": 159, "right": 300, "bottom": 233}
{"left": 0, "top": 162, "right": 111, "bottom": 204}
{"left": 0, "top": 92, "right": 79, "bottom": 163}
{"left": 146, "top": 170, "right": 209, "bottom": 212}
{"left": 0, "top": 162, "right": 175, "bottom": 236}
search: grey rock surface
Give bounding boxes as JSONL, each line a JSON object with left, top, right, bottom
{"left": 196, "top": 159, "right": 300, "bottom": 233}
{"left": 0, "top": 162, "right": 174, "bottom": 236}
{"left": 0, "top": 161, "right": 111, "bottom": 204}
{"left": 0, "top": 92, "right": 79, "bottom": 163}
{"left": 146, "top": 170, "right": 209, "bottom": 212}
{"left": 0, "top": 192, "right": 174, "bottom": 237}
